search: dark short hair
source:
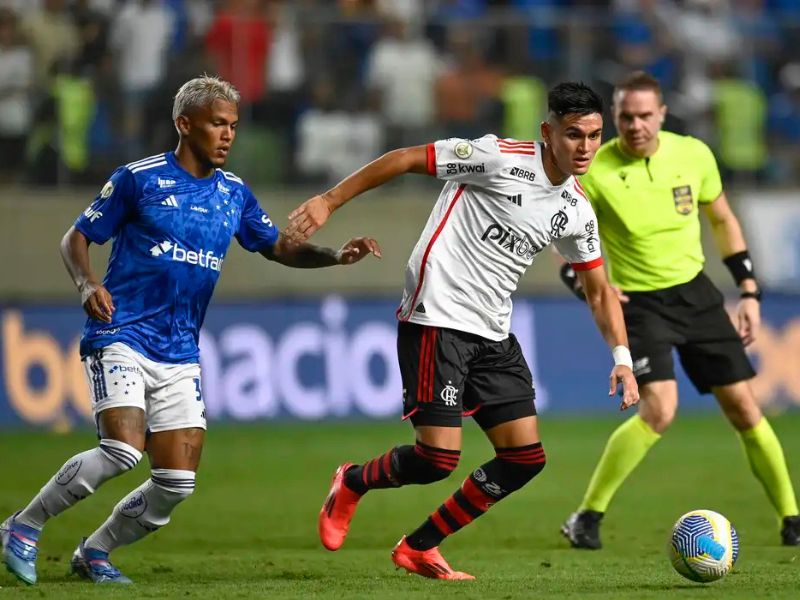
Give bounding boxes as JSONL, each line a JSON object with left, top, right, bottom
{"left": 548, "top": 82, "right": 603, "bottom": 118}
{"left": 614, "top": 71, "right": 663, "bottom": 103}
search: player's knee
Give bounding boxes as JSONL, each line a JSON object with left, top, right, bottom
{"left": 641, "top": 406, "right": 676, "bottom": 434}
{"left": 494, "top": 443, "right": 547, "bottom": 491}
{"left": 399, "top": 443, "right": 461, "bottom": 484}
{"left": 99, "top": 438, "right": 144, "bottom": 473}
{"left": 150, "top": 468, "right": 196, "bottom": 504}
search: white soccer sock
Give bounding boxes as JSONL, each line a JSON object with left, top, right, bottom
{"left": 15, "top": 439, "right": 142, "bottom": 531}
{"left": 85, "top": 469, "right": 196, "bottom": 554}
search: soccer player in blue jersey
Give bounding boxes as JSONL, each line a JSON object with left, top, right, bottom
{"left": 0, "top": 75, "right": 380, "bottom": 586}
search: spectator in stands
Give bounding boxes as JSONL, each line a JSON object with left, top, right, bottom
{"left": 110, "top": 0, "right": 174, "bottom": 160}
{"left": 20, "top": 0, "right": 78, "bottom": 94}
{"left": 205, "top": 0, "right": 272, "bottom": 114}
{"left": 365, "top": 17, "right": 441, "bottom": 147}
{"left": 0, "top": 7, "right": 32, "bottom": 178}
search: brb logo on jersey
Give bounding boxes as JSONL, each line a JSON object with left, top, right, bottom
{"left": 149, "top": 240, "right": 223, "bottom": 271}
{"left": 510, "top": 166, "right": 536, "bottom": 182}
{"left": 481, "top": 222, "right": 542, "bottom": 260}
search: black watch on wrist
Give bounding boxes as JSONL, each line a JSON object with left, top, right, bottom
{"left": 740, "top": 289, "right": 762, "bottom": 302}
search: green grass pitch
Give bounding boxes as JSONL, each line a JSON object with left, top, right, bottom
{"left": 1, "top": 413, "right": 799, "bottom": 598}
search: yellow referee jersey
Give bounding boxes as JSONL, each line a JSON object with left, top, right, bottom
{"left": 579, "top": 131, "right": 723, "bottom": 292}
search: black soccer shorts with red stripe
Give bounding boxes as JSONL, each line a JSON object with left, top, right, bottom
{"left": 396, "top": 321, "right": 536, "bottom": 430}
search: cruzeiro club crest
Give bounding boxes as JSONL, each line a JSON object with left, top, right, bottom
{"left": 672, "top": 185, "right": 694, "bottom": 215}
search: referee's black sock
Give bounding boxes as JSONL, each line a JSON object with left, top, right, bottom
{"left": 406, "top": 444, "right": 546, "bottom": 550}
{"left": 344, "top": 442, "right": 460, "bottom": 495}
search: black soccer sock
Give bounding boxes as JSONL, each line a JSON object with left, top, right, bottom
{"left": 344, "top": 442, "right": 460, "bottom": 495}
{"left": 406, "top": 443, "right": 546, "bottom": 551}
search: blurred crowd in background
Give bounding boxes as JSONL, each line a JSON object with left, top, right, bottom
{"left": 0, "top": 0, "right": 797, "bottom": 188}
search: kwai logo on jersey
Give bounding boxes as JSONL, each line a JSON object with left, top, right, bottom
{"left": 584, "top": 219, "right": 598, "bottom": 252}
{"left": 157, "top": 177, "right": 176, "bottom": 188}
{"left": 446, "top": 163, "right": 485, "bottom": 175}
{"left": 481, "top": 222, "right": 543, "bottom": 260}
{"left": 149, "top": 240, "right": 224, "bottom": 271}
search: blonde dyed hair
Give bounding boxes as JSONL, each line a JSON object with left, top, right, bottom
{"left": 172, "top": 75, "right": 240, "bottom": 121}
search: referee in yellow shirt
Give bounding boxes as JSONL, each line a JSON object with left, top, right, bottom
{"left": 560, "top": 71, "right": 799, "bottom": 549}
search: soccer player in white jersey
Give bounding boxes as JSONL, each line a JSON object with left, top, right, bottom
{"left": 0, "top": 76, "right": 380, "bottom": 586}
{"left": 286, "top": 82, "right": 640, "bottom": 579}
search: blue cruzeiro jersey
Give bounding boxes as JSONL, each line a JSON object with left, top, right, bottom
{"left": 74, "top": 151, "right": 279, "bottom": 363}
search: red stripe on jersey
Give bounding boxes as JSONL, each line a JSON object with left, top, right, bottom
{"left": 400, "top": 185, "right": 467, "bottom": 323}
{"left": 573, "top": 179, "right": 589, "bottom": 200}
{"left": 461, "top": 478, "right": 493, "bottom": 512}
{"left": 426, "top": 143, "right": 436, "bottom": 176}
{"left": 427, "top": 328, "right": 438, "bottom": 402}
{"left": 498, "top": 140, "right": 536, "bottom": 155}
{"left": 498, "top": 139, "right": 535, "bottom": 147}
{"left": 572, "top": 257, "right": 604, "bottom": 271}
{"left": 417, "top": 328, "right": 430, "bottom": 402}
{"left": 401, "top": 406, "right": 419, "bottom": 421}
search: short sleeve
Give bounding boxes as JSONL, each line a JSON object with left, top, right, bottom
{"left": 236, "top": 188, "right": 279, "bottom": 252}
{"left": 695, "top": 140, "right": 723, "bottom": 203}
{"left": 74, "top": 167, "right": 137, "bottom": 244}
{"left": 553, "top": 189, "right": 604, "bottom": 271}
{"left": 428, "top": 135, "right": 505, "bottom": 187}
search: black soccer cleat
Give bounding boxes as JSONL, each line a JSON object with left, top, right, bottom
{"left": 781, "top": 515, "right": 800, "bottom": 546}
{"left": 561, "top": 510, "right": 604, "bottom": 550}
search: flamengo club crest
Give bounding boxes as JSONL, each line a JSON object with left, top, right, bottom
{"left": 440, "top": 381, "right": 458, "bottom": 406}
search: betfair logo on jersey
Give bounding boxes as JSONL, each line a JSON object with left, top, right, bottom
{"left": 672, "top": 185, "right": 693, "bottom": 215}
{"left": 510, "top": 166, "right": 535, "bottom": 182}
{"left": 481, "top": 222, "right": 542, "bottom": 260}
{"left": 445, "top": 163, "right": 485, "bottom": 175}
{"left": 149, "top": 240, "right": 223, "bottom": 271}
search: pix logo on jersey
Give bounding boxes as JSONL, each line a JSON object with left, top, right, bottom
{"left": 149, "top": 240, "right": 224, "bottom": 271}
{"left": 481, "top": 222, "right": 542, "bottom": 260}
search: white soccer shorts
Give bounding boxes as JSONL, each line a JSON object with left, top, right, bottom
{"left": 83, "top": 342, "right": 207, "bottom": 432}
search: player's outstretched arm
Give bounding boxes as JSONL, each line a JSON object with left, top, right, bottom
{"left": 60, "top": 226, "right": 115, "bottom": 323}
{"left": 577, "top": 265, "right": 639, "bottom": 410}
{"left": 260, "top": 232, "right": 382, "bottom": 268}
{"left": 285, "top": 146, "right": 429, "bottom": 243}
{"left": 701, "top": 192, "right": 761, "bottom": 346}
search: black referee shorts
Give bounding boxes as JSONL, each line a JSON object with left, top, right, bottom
{"left": 397, "top": 321, "right": 536, "bottom": 430}
{"left": 623, "top": 272, "right": 755, "bottom": 394}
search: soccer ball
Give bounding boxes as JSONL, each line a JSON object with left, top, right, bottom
{"left": 668, "top": 509, "right": 739, "bottom": 583}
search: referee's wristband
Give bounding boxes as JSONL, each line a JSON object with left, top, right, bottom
{"left": 723, "top": 250, "right": 757, "bottom": 286}
{"left": 612, "top": 345, "right": 633, "bottom": 369}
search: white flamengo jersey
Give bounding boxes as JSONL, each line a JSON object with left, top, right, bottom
{"left": 397, "top": 134, "right": 603, "bottom": 341}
